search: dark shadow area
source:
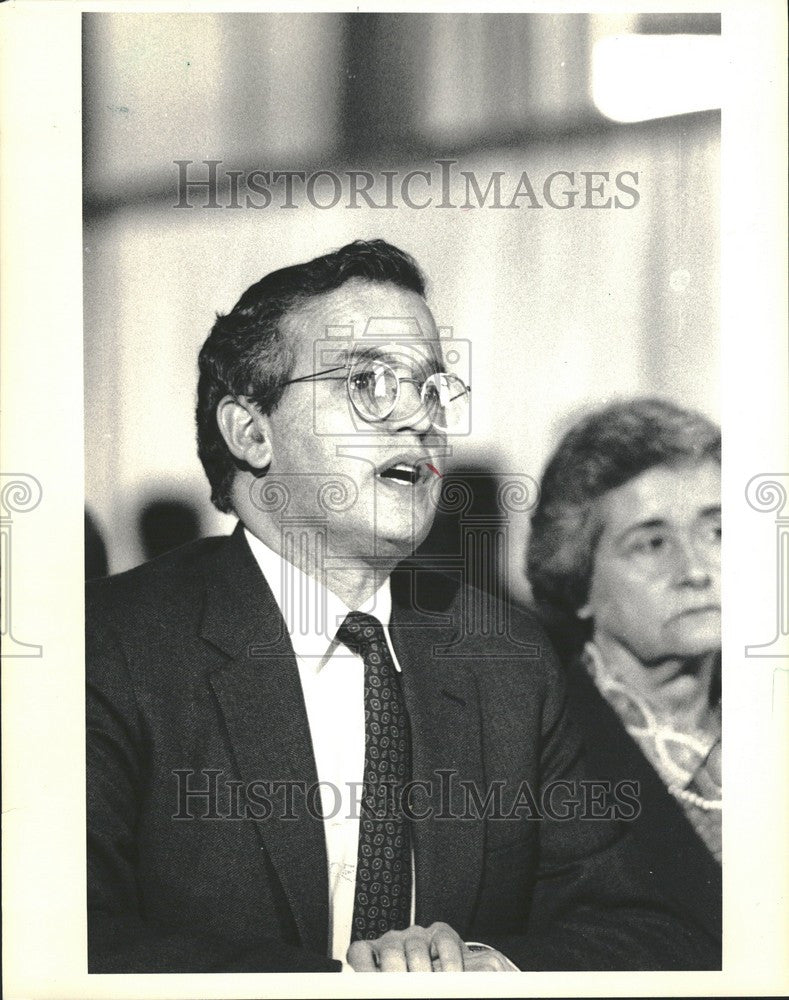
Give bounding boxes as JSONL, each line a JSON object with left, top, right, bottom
{"left": 85, "top": 508, "right": 109, "bottom": 580}
{"left": 415, "top": 467, "right": 589, "bottom": 657}
{"left": 529, "top": 600, "right": 590, "bottom": 667}
{"left": 138, "top": 498, "right": 202, "bottom": 562}
{"left": 415, "top": 466, "right": 506, "bottom": 597}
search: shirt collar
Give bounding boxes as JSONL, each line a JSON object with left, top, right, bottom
{"left": 243, "top": 527, "right": 393, "bottom": 671}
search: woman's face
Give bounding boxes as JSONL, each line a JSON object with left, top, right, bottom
{"left": 579, "top": 460, "right": 721, "bottom": 666}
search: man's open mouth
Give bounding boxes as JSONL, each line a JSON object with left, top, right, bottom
{"left": 377, "top": 460, "right": 428, "bottom": 486}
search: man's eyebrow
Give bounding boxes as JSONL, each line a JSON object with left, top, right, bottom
{"left": 350, "top": 344, "right": 443, "bottom": 371}
{"left": 330, "top": 347, "right": 353, "bottom": 365}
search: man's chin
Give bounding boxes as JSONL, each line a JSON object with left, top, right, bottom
{"left": 324, "top": 515, "right": 433, "bottom": 564}
{"left": 377, "top": 530, "right": 426, "bottom": 561}
{"left": 377, "top": 517, "right": 435, "bottom": 560}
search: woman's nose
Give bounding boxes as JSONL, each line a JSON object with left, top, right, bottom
{"left": 673, "top": 535, "right": 716, "bottom": 587}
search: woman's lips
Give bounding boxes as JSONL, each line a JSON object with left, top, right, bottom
{"left": 673, "top": 604, "right": 721, "bottom": 619}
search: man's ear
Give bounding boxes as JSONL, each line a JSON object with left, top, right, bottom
{"left": 577, "top": 602, "right": 593, "bottom": 621}
{"left": 216, "top": 395, "right": 273, "bottom": 471}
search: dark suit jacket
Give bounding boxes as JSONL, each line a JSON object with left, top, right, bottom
{"left": 564, "top": 657, "right": 722, "bottom": 955}
{"left": 87, "top": 524, "right": 718, "bottom": 972}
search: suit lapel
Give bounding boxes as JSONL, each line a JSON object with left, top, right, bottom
{"left": 391, "top": 569, "right": 485, "bottom": 936}
{"left": 200, "top": 525, "right": 330, "bottom": 956}
{"left": 198, "top": 534, "right": 486, "bottom": 946}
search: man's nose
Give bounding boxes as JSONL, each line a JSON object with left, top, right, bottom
{"left": 386, "top": 382, "right": 438, "bottom": 436}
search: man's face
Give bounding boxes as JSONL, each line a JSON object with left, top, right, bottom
{"left": 580, "top": 460, "right": 721, "bottom": 666}
{"left": 258, "top": 278, "right": 447, "bottom": 563}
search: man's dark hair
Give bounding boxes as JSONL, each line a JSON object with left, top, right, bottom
{"left": 196, "top": 238, "right": 427, "bottom": 513}
{"left": 527, "top": 397, "right": 721, "bottom": 621}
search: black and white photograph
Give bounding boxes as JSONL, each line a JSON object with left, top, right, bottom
{"left": 1, "top": 2, "right": 787, "bottom": 998}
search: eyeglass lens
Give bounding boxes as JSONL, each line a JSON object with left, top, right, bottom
{"left": 347, "top": 359, "right": 469, "bottom": 432}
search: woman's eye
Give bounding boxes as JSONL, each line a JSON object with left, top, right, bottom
{"left": 630, "top": 534, "right": 665, "bottom": 555}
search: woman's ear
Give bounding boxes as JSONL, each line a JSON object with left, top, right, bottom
{"left": 216, "top": 395, "right": 273, "bottom": 471}
{"left": 577, "top": 601, "right": 593, "bottom": 621}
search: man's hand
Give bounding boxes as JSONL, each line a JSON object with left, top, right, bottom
{"left": 346, "top": 923, "right": 512, "bottom": 972}
{"left": 460, "top": 945, "right": 515, "bottom": 971}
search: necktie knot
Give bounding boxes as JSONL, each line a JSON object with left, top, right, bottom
{"left": 336, "top": 611, "right": 386, "bottom": 658}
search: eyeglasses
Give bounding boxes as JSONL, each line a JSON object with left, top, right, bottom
{"left": 281, "top": 356, "right": 471, "bottom": 433}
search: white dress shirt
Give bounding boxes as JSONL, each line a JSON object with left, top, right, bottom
{"left": 243, "top": 529, "right": 515, "bottom": 972}
{"left": 243, "top": 529, "right": 413, "bottom": 966}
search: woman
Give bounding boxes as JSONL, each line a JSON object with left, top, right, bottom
{"left": 527, "top": 397, "right": 721, "bottom": 947}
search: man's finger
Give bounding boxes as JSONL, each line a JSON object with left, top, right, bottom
{"left": 346, "top": 940, "right": 379, "bottom": 972}
{"left": 403, "top": 934, "right": 433, "bottom": 972}
{"left": 377, "top": 942, "right": 409, "bottom": 972}
{"left": 428, "top": 923, "right": 465, "bottom": 972}
{"left": 463, "top": 948, "right": 510, "bottom": 971}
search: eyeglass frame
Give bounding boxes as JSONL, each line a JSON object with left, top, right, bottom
{"left": 279, "top": 357, "right": 471, "bottom": 431}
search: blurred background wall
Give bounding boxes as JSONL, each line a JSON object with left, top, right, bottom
{"left": 83, "top": 12, "right": 720, "bottom": 600}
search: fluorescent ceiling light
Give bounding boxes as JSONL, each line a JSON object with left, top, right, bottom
{"left": 592, "top": 34, "right": 721, "bottom": 123}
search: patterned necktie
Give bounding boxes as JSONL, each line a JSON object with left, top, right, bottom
{"left": 336, "top": 611, "right": 412, "bottom": 941}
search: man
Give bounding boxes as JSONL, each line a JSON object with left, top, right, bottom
{"left": 87, "top": 239, "right": 716, "bottom": 973}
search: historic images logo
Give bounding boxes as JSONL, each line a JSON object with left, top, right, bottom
{"left": 174, "top": 159, "right": 640, "bottom": 212}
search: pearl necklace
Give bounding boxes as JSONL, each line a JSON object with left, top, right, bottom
{"left": 583, "top": 644, "right": 722, "bottom": 813}
{"left": 668, "top": 785, "right": 722, "bottom": 811}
